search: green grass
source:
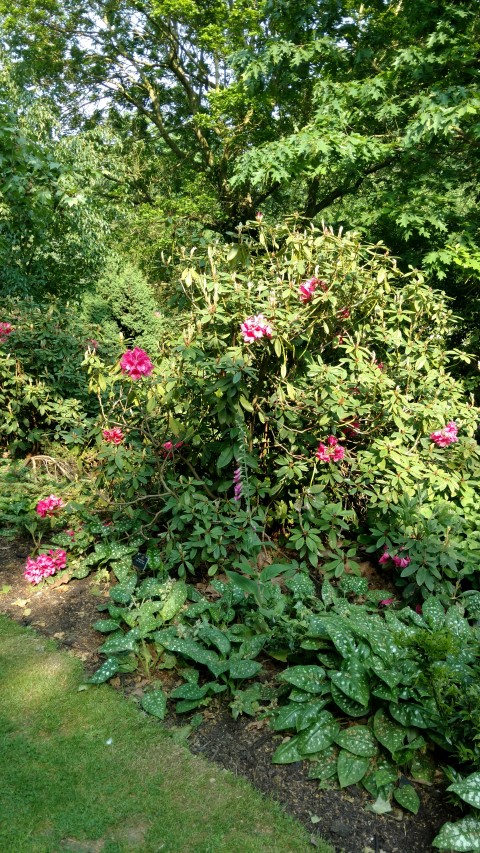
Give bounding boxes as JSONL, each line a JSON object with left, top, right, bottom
{"left": 0, "top": 615, "right": 333, "bottom": 853}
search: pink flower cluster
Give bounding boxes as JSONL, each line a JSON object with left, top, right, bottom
{"left": 162, "top": 440, "right": 184, "bottom": 457}
{"left": 240, "top": 314, "right": 273, "bottom": 343}
{"left": 36, "top": 495, "right": 64, "bottom": 518}
{"left": 103, "top": 427, "right": 124, "bottom": 445}
{"left": 298, "top": 277, "right": 328, "bottom": 303}
{"left": 120, "top": 347, "right": 154, "bottom": 379}
{"left": 233, "top": 467, "right": 242, "bottom": 501}
{"left": 430, "top": 421, "right": 458, "bottom": 447}
{"left": 0, "top": 322, "right": 13, "bottom": 342}
{"left": 24, "top": 549, "right": 67, "bottom": 584}
{"left": 379, "top": 550, "right": 411, "bottom": 569}
{"left": 316, "top": 435, "right": 345, "bottom": 463}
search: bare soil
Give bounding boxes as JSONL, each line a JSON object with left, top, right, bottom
{"left": 0, "top": 539, "right": 456, "bottom": 853}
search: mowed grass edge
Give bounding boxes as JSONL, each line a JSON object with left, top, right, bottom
{"left": 0, "top": 615, "right": 333, "bottom": 853}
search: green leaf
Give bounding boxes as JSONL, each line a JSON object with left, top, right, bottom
{"left": 389, "top": 702, "right": 431, "bottom": 729}
{"left": 329, "top": 682, "right": 366, "bottom": 717}
{"left": 160, "top": 581, "right": 187, "bottom": 621}
{"left": 394, "top": 784, "right": 420, "bottom": 814}
{"left": 141, "top": 688, "right": 167, "bottom": 720}
{"left": 88, "top": 657, "right": 119, "bottom": 684}
{"left": 433, "top": 817, "right": 480, "bottom": 851}
{"left": 278, "top": 665, "right": 326, "bottom": 694}
{"left": 297, "top": 713, "right": 339, "bottom": 755}
{"left": 330, "top": 662, "right": 370, "bottom": 707}
{"left": 272, "top": 737, "right": 304, "bottom": 764}
{"left": 448, "top": 774, "right": 480, "bottom": 810}
{"left": 197, "top": 624, "right": 231, "bottom": 655}
{"left": 334, "top": 726, "right": 378, "bottom": 758}
{"left": 93, "top": 619, "right": 121, "bottom": 633}
{"left": 99, "top": 633, "right": 138, "bottom": 654}
{"left": 307, "top": 746, "right": 338, "bottom": 782}
{"left": 229, "top": 658, "right": 262, "bottom": 679}
{"left": 155, "top": 636, "right": 220, "bottom": 669}
{"left": 422, "top": 597, "right": 445, "bottom": 631}
{"left": 337, "top": 749, "right": 370, "bottom": 788}
{"left": 373, "top": 709, "right": 407, "bottom": 754}
{"left": 170, "top": 683, "right": 208, "bottom": 701}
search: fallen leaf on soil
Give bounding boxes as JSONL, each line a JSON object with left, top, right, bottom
{"left": 12, "top": 598, "right": 29, "bottom": 607}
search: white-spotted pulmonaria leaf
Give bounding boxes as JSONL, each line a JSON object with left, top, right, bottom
{"left": 337, "top": 749, "right": 370, "bottom": 788}
{"left": 394, "top": 784, "right": 420, "bottom": 814}
{"left": 297, "top": 712, "right": 339, "bottom": 755}
{"left": 433, "top": 816, "right": 480, "bottom": 851}
{"left": 141, "top": 687, "right": 167, "bottom": 719}
{"left": 278, "top": 665, "right": 326, "bottom": 693}
{"left": 330, "top": 661, "right": 370, "bottom": 707}
{"left": 88, "top": 657, "right": 119, "bottom": 684}
{"left": 373, "top": 708, "right": 407, "bottom": 754}
{"left": 334, "top": 725, "right": 378, "bottom": 758}
{"left": 272, "top": 736, "right": 304, "bottom": 764}
{"left": 448, "top": 774, "right": 480, "bottom": 810}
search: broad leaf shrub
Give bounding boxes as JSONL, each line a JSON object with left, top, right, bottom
{"left": 85, "top": 220, "right": 480, "bottom": 598}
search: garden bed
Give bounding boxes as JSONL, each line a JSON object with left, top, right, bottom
{"left": 0, "top": 540, "right": 455, "bottom": 853}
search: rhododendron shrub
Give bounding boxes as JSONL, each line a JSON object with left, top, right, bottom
{"left": 86, "top": 221, "right": 480, "bottom": 593}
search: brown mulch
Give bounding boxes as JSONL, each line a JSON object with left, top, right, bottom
{"left": 0, "top": 539, "right": 456, "bottom": 853}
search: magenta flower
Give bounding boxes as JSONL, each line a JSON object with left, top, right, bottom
{"left": 24, "top": 549, "right": 67, "bottom": 584}
{"left": 415, "top": 604, "right": 423, "bottom": 614}
{"left": 255, "top": 211, "right": 263, "bottom": 222}
{"left": 36, "top": 495, "right": 64, "bottom": 518}
{"left": 299, "top": 277, "right": 319, "bottom": 303}
{"left": 162, "top": 440, "right": 184, "bottom": 458}
{"left": 0, "top": 321, "right": 13, "bottom": 342}
{"left": 102, "top": 427, "right": 124, "bottom": 445}
{"left": 392, "top": 555, "right": 411, "bottom": 569}
{"left": 316, "top": 435, "right": 345, "bottom": 463}
{"left": 378, "top": 550, "right": 390, "bottom": 565}
{"left": 120, "top": 347, "right": 154, "bottom": 379}
{"left": 339, "top": 308, "right": 350, "bottom": 319}
{"left": 240, "top": 314, "right": 273, "bottom": 343}
{"left": 65, "top": 529, "right": 76, "bottom": 540}
{"left": 380, "top": 598, "right": 394, "bottom": 606}
{"left": 430, "top": 421, "right": 458, "bottom": 447}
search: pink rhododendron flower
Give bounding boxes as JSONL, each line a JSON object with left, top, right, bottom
{"left": 24, "top": 549, "right": 67, "bottom": 584}
{"left": 378, "top": 550, "right": 390, "bottom": 565}
{"left": 240, "top": 314, "right": 273, "bottom": 343}
{"left": 102, "top": 427, "right": 124, "bottom": 445}
{"left": 298, "top": 277, "right": 319, "bottom": 303}
{"left": 162, "top": 440, "right": 184, "bottom": 458}
{"left": 380, "top": 598, "right": 394, "bottom": 606}
{"left": 392, "top": 554, "right": 411, "bottom": 569}
{"left": 430, "top": 421, "right": 458, "bottom": 447}
{"left": 316, "top": 435, "right": 345, "bottom": 463}
{"left": 36, "top": 495, "right": 64, "bottom": 518}
{"left": 120, "top": 347, "right": 154, "bottom": 379}
{"left": 0, "top": 321, "right": 13, "bottom": 342}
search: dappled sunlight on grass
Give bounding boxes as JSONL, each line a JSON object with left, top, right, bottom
{"left": 0, "top": 616, "right": 330, "bottom": 853}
